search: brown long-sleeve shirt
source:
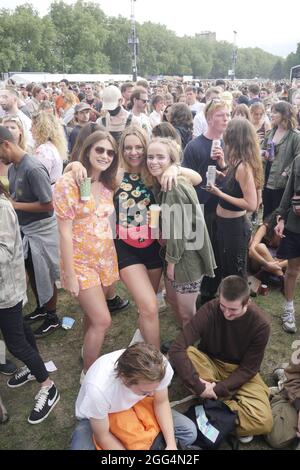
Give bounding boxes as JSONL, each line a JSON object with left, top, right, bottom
{"left": 169, "top": 299, "right": 270, "bottom": 398}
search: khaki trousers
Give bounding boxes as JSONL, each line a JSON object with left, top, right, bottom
{"left": 187, "top": 346, "right": 273, "bottom": 437}
{"left": 265, "top": 393, "right": 298, "bottom": 448}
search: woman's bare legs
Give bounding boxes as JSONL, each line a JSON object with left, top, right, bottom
{"left": 120, "top": 264, "right": 161, "bottom": 348}
{"left": 79, "top": 285, "right": 111, "bottom": 372}
{"left": 164, "top": 277, "right": 198, "bottom": 327}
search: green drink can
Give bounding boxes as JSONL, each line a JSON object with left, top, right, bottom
{"left": 80, "top": 177, "right": 91, "bottom": 201}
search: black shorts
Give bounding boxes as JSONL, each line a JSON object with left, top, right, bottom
{"left": 277, "top": 229, "right": 300, "bottom": 260}
{"left": 114, "top": 239, "right": 163, "bottom": 271}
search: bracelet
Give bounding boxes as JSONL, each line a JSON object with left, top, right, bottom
{"left": 220, "top": 164, "right": 228, "bottom": 171}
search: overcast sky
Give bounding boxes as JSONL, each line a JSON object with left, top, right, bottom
{"left": 1, "top": 0, "right": 299, "bottom": 58}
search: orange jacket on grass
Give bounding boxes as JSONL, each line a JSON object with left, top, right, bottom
{"left": 93, "top": 397, "right": 160, "bottom": 450}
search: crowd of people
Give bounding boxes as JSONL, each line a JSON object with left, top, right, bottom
{"left": 0, "top": 75, "right": 300, "bottom": 450}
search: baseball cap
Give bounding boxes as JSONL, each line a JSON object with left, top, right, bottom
{"left": 74, "top": 102, "right": 92, "bottom": 113}
{"left": 102, "top": 85, "right": 122, "bottom": 111}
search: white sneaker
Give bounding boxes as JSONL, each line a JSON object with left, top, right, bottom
{"left": 238, "top": 435, "right": 254, "bottom": 444}
{"left": 282, "top": 311, "right": 297, "bottom": 333}
{"left": 128, "top": 329, "right": 145, "bottom": 346}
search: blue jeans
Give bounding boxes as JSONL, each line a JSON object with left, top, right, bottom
{"left": 70, "top": 409, "right": 197, "bottom": 450}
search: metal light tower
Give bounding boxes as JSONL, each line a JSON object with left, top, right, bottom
{"left": 231, "top": 30, "right": 238, "bottom": 81}
{"left": 128, "top": 0, "right": 139, "bottom": 82}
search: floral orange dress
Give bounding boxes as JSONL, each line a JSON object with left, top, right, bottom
{"left": 53, "top": 173, "right": 119, "bottom": 290}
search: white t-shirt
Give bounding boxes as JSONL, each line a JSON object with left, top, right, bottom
{"left": 149, "top": 110, "right": 162, "bottom": 128}
{"left": 193, "top": 111, "right": 208, "bottom": 137}
{"left": 131, "top": 113, "right": 152, "bottom": 138}
{"left": 75, "top": 349, "right": 174, "bottom": 420}
{"left": 189, "top": 101, "right": 205, "bottom": 115}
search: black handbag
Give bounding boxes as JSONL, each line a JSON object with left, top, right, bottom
{"left": 185, "top": 398, "right": 239, "bottom": 450}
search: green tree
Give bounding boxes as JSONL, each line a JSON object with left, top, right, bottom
{"left": 270, "top": 59, "right": 286, "bottom": 80}
{"left": 285, "top": 43, "right": 300, "bottom": 77}
{"left": 210, "top": 41, "right": 232, "bottom": 78}
{"left": 49, "top": 0, "right": 110, "bottom": 73}
{"left": 103, "top": 16, "right": 132, "bottom": 74}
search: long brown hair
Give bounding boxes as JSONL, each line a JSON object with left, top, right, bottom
{"left": 70, "top": 122, "right": 103, "bottom": 162}
{"left": 79, "top": 131, "right": 119, "bottom": 191}
{"left": 224, "top": 117, "right": 264, "bottom": 189}
{"left": 271, "top": 101, "right": 298, "bottom": 130}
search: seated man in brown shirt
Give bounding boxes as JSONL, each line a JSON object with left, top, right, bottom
{"left": 169, "top": 275, "right": 273, "bottom": 442}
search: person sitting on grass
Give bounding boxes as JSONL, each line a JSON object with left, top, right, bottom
{"left": 248, "top": 210, "right": 287, "bottom": 287}
{"left": 266, "top": 359, "right": 300, "bottom": 449}
{"left": 169, "top": 275, "right": 273, "bottom": 444}
{"left": 70, "top": 342, "right": 197, "bottom": 450}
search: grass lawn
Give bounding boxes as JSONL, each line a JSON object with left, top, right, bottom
{"left": 0, "top": 281, "right": 299, "bottom": 450}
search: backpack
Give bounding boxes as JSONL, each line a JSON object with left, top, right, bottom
{"left": 185, "top": 399, "right": 239, "bottom": 450}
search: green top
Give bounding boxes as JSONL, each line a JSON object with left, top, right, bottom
{"left": 262, "top": 128, "right": 300, "bottom": 190}
{"left": 277, "top": 155, "right": 300, "bottom": 234}
{"left": 154, "top": 177, "right": 216, "bottom": 284}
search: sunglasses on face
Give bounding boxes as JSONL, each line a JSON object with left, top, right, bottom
{"left": 138, "top": 98, "right": 149, "bottom": 104}
{"left": 93, "top": 146, "right": 115, "bottom": 158}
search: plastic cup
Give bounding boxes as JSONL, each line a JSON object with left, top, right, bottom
{"left": 149, "top": 204, "right": 161, "bottom": 228}
{"left": 80, "top": 177, "right": 91, "bottom": 201}
{"left": 206, "top": 165, "right": 217, "bottom": 186}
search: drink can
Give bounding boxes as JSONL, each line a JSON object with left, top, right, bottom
{"left": 267, "top": 141, "right": 275, "bottom": 162}
{"left": 206, "top": 165, "right": 216, "bottom": 186}
{"left": 260, "top": 284, "right": 269, "bottom": 296}
{"left": 80, "top": 177, "right": 92, "bottom": 201}
{"left": 211, "top": 139, "right": 221, "bottom": 159}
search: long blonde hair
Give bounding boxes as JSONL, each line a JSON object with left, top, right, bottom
{"left": 32, "top": 111, "right": 67, "bottom": 160}
{"left": 224, "top": 118, "right": 264, "bottom": 189}
{"left": 2, "top": 115, "right": 27, "bottom": 151}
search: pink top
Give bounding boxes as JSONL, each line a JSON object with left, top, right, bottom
{"left": 34, "top": 142, "right": 63, "bottom": 185}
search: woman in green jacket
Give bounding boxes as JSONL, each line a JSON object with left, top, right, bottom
{"left": 147, "top": 137, "right": 216, "bottom": 327}
{"left": 262, "top": 101, "right": 300, "bottom": 218}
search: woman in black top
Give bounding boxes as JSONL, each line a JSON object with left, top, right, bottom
{"left": 208, "top": 118, "right": 264, "bottom": 279}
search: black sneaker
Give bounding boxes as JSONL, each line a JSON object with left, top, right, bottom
{"left": 28, "top": 383, "right": 60, "bottom": 424}
{"left": 34, "top": 316, "right": 61, "bottom": 338}
{"left": 0, "top": 359, "right": 17, "bottom": 376}
{"left": 24, "top": 307, "right": 47, "bottom": 323}
{"left": 7, "top": 366, "right": 36, "bottom": 388}
{"left": 107, "top": 295, "right": 129, "bottom": 314}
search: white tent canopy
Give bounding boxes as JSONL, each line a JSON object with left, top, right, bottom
{"left": 8, "top": 73, "right": 145, "bottom": 84}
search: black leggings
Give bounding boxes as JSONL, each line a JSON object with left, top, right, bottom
{"left": 217, "top": 215, "right": 252, "bottom": 280}
{"left": 0, "top": 302, "right": 48, "bottom": 383}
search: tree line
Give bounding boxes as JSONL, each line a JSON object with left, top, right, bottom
{"left": 1, "top": 1, "right": 300, "bottom": 80}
